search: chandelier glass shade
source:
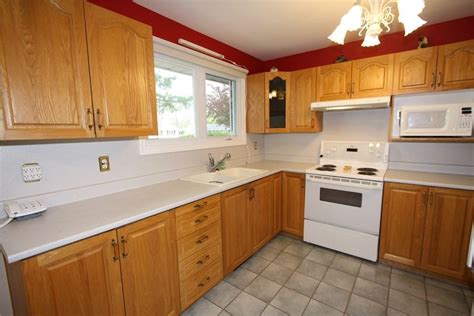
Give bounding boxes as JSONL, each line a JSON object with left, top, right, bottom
{"left": 328, "top": 0, "right": 427, "bottom": 47}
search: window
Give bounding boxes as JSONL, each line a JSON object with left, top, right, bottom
{"left": 140, "top": 38, "right": 247, "bottom": 155}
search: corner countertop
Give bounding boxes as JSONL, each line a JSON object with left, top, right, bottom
{"left": 384, "top": 169, "right": 474, "bottom": 191}
{"left": 0, "top": 160, "right": 314, "bottom": 264}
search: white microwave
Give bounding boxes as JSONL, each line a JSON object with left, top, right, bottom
{"left": 399, "top": 104, "right": 473, "bottom": 137}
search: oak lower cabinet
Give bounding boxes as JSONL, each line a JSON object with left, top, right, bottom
{"left": 250, "top": 176, "right": 274, "bottom": 251}
{"left": 271, "top": 173, "right": 283, "bottom": 236}
{"left": 282, "top": 172, "right": 305, "bottom": 238}
{"left": 8, "top": 212, "right": 180, "bottom": 316}
{"left": 380, "top": 182, "right": 474, "bottom": 282}
{"left": 175, "top": 195, "right": 223, "bottom": 310}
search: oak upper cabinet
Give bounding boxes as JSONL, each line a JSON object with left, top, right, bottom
{"left": 246, "top": 73, "right": 265, "bottom": 133}
{"left": 0, "top": 0, "right": 95, "bottom": 140}
{"left": 85, "top": 3, "right": 157, "bottom": 137}
{"left": 351, "top": 54, "right": 394, "bottom": 98}
{"left": 271, "top": 173, "right": 283, "bottom": 236}
{"left": 221, "top": 185, "right": 252, "bottom": 274}
{"left": 289, "top": 68, "right": 322, "bottom": 132}
{"left": 265, "top": 72, "right": 290, "bottom": 133}
{"left": 380, "top": 183, "right": 428, "bottom": 267}
{"left": 9, "top": 231, "right": 125, "bottom": 315}
{"left": 393, "top": 47, "right": 438, "bottom": 95}
{"left": 117, "top": 212, "right": 181, "bottom": 316}
{"left": 421, "top": 188, "right": 473, "bottom": 280}
{"left": 282, "top": 172, "right": 305, "bottom": 237}
{"left": 436, "top": 40, "right": 474, "bottom": 91}
{"left": 249, "top": 176, "right": 274, "bottom": 251}
{"left": 316, "top": 62, "right": 352, "bottom": 101}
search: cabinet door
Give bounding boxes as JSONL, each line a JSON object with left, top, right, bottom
{"left": 85, "top": 3, "right": 157, "bottom": 137}
{"left": 0, "top": 0, "right": 94, "bottom": 140}
{"left": 221, "top": 186, "right": 251, "bottom": 275}
{"left": 351, "top": 54, "right": 394, "bottom": 98}
{"left": 246, "top": 73, "right": 265, "bottom": 133}
{"left": 316, "top": 62, "right": 352, "bottom": 101}
{"left": 18, "top": 231, "right": 125, "bottom": 316}
{"left": 436, "top": 40, "right": 474, "bottom": 91}
{"left": 282, "top": 172, "right": 305, "bottom": 237}
{"left": 379, "top": 183, "right": 428, "bottom": 267}
{"left": 290, "top": 68, "right": 322, "bottom": 133}
{"left": 265, "top": 72, "right": 290, "bottom": 133}
{"left": 249, "top": 177, "right": 274, "bottom": 251}
{"left": 117, "top": 211, "right": 180, "bottom": 316}
{"left": 393, "top": 47, "right": 438, "bottom": 95}
{"left": 272, "top": 173, "right": 283, "bottom": 236}
{"left": 421, "top": 188, "right": 473, "bottom": 280}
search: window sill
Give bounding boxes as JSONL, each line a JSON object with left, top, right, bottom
{"left": 139, "top": 136, "right": 247, "bottom": 155}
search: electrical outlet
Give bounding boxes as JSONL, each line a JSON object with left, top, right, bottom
{"left": 22, "top": 163, "right": 42, "bottom": 182}
{"left": 98, "top": 156, "right": 110, "bottom": 172}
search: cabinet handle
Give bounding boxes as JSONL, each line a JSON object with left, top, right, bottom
{"left": 198, "top": 276, "right": 211, "bottom": 287}
{"left": 196, "top": 255, "right": 210, "bottom": 265}
{"left": 87, "top": 108, "right": 94, "bottom": 130}
{"left": 352, "top": 82, "right": 355, "bottom": 94}
{"left": 437, "top": 72, "right": 442, "bottom": 87}
{"left": 193, "top": 202, "right": 208, "bottom": 210}
{"left": 96, "top": 109, "right": 104, "bottom": 130}
{"left": 300, "top": 178, "right": 305, "bottom": 189}
{"left": 428, "top": 191, "right": 434, "bottom": 206}
{"left": 311, "top": 118, "right": 315, "bottom": 128}
{"left": 249, "top": 188, "right": 255, "bottom": 200}
{"left": 421, "top": 191, "right": 426, "bottom": 206}
{"left": 346, "top": 82, "right": 351, "bottom": 96}
{"left": 196, "top": 235, "right": 209, "bottom": 244}
{"left": 120, "top": 236, "right": 128, "bottom": 258}
{"left": 195, "top": 215, "right": 209, "bottom": 224}
{"left": 430, "top": 72, "right": 435, "bottom": 87}
{"left": 112, "top": 239, "right": 120, "bottom": 261}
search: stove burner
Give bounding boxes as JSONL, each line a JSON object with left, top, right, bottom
{"left": 357, "top": 168, "right": 378, "bottom": 172}
{"left": 316, "top": 167, "right": 336, "bottom": 171}
{"left": 358, "top": 171, "right": 377, "bottom": 176}
{"left": 322, "top": 164, "right": 336, "bottom": 168}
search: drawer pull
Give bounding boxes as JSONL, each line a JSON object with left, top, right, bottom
{"left": 196, "top": 235, "right": 209, "bottom": 244}
{"left": 198, "top": 276, "right": 211, "bottom": 287}
{"left": 196, "top": 255, "right": 210, "bottom": 265}
{"left": 193, "top": 201, "right": 208, "bottom": 210}
{"left": 194, "top": 215, "right": 209, "bottom": 224}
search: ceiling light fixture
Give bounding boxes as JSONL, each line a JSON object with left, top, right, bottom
{"left": 328, "top": 0, "right": 426, "bottom": 47}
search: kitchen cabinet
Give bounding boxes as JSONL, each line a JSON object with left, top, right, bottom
{"left": 380, "top": 182, "right": 474, "bottom": 281}
{"left": 351, "top": 54, "right": 394, "bottom": 98}
{"left": 249, "top": 176, "right": 274, "bottom": 251}
{"left": 246, "top": 73, "right": 265, "bottom": 133}
{"left": 316, "top": 62, "right": 352, "bottom": 101}
{"left": 289, "top": 68, "right": 323, "bottom": 132}
{"left": 282, "top": 172, "right": 305, "bottom": 237}
{"left": 8, "top": 212, "right": 180, "bottom": 315}
{"left": 0, "top": 1, "right": 157, "bottom": 140}
{"left": 271, "top": 173, "right": 283, "bottom": 236}
{"left": 265, "top": 72, "right": 291, "bottom": 133}
{"left": 436, "top": 40, "right": 474, "bottom": 91}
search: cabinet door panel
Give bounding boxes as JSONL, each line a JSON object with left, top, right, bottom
{"left": 117, "top": 211, "right": 180, "bottom": 316}
{"left": 393, "top": 47, "right": 438, "bottom": 95}
{"left": 421, "top": 188, "right": 473, "bottom": 280}
{"left": 20, "top": 231, "right": 125, "bottom": 316}
{"left": 0, "top": 0, "right": 94, "bottom": 140}
{"left": 290, "top": 68, "right": 322, "bottom": 132}
{"left": 85, "top": 3, "right": 157, "bottom": 137}
{"left": 379, "top": 183, "right": 428, "bottom": 267}
{"left": 246, "top": 73, "right": 265, "bottom": 133}
{"left": 265, "top": 72, "right": 290, "bottom": 133}
{"left": 221, "top": 186, "right": 251, "bottom": 275}
{"left": 351, "top": 54, "right": 394, "bottom": 98}
{"left": 282, "top": 172, "right": 305, "bottom": 237}
{"left": 436, "top": 40, "right": 474, "bottom": 91}
{"left": 316, "top": 62, "right": 351, "bottom": 101}
{"left": 250, "top": 177, "right": 273, "bottom": 251}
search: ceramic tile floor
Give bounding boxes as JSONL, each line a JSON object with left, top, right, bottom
{"left": 182, "top": 234, "right": 474, "bottom": 316}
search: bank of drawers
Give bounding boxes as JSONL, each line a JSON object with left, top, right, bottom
{"left": 175, "top": 194, "right": 223, "bottom": 310}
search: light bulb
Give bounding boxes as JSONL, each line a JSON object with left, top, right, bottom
{"left": 362, "top": 33, "right": 380, "bottom": 47}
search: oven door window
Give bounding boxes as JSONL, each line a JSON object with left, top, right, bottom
{"left": 320, "top": 188, "right": 362, "bottom": 207}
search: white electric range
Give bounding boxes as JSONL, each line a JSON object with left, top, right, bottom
{"left": 304, "top": 141, "right": 389, "bottom": 261}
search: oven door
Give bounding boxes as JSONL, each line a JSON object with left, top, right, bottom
{"left": 304, "top": 177, "right": 383, "bottom": 235}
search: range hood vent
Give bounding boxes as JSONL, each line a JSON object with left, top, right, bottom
{"left": 311, "top": 96, "right": 391, "bottom": 112}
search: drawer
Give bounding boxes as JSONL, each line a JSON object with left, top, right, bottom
{"left": 179, "top": 241, "right": 222, "bottom": 281}
{"left": 176, "top": 201, "right": 221, "bottom": 239}
{"left": 177, "top": 221, "right": 221, "bottom": 260}
{"left": 180, "top": 261, "right": 223, "bottom": 311}
{"left": 176, "top": 194, "right": 221, "bottom": 218}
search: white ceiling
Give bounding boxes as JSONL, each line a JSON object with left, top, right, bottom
{"left": 134, "top": 0, "right": 474, "bottom": 61}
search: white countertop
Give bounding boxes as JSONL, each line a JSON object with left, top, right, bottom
{"left": 385, "top": 169, "right": 474, "bottom": 190}
{"left": 0, "top": 160, "right": 313, "bottom": 263}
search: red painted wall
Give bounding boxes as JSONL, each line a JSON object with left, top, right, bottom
{"left": 264, "top": 16, "right": 474, "bottom": 72}
{"left": 87, "top": 0, "right": 265, "bottom": 73}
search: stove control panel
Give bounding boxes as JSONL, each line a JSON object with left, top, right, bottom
{"left": 321, "top": 141, "right": 389, "bottom": 163}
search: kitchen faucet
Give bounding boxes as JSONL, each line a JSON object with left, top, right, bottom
{"left": 208, "top": 153, "right": 231, "bottom": 172}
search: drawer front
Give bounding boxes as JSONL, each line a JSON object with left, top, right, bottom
{"left": 175, "top": 194, "right": 221, "bottom": 218}
{"left": 177, "top": 222, "right": 221, "bottom": 260}
{"left": 180, "top": 261, "right": 223, "bottom": 310}
{"left": 179, "top": 241, "right": 222, "bottom": 280}
{"left": 176, "top": 203, "right": 221, "bottom": 239}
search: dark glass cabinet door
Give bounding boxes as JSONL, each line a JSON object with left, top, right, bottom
{"left": 265, "top": 72, "right": 290, "bottom": 132}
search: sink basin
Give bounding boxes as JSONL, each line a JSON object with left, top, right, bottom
{"left": 181, "top": 167, "right": 268, "bottom": 186}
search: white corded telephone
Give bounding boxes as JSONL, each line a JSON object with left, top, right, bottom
{"left": 0, "top": 200, "right": 47, "bottom": 228}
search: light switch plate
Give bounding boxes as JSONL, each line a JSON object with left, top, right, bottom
{"left": 98, "top": 156, "right": 110, "bottom": 172}
{"left": 22, "top": 163, "right": 42, "bottom": 182}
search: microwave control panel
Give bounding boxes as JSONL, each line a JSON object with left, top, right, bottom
{"left": 458, "top": 106, "right": 472, "bottom": 131}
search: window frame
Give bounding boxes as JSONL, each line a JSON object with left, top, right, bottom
{"left": 140, "top": 37, "right": 248, "bottom": 155}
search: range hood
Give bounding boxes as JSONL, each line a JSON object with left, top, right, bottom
{"left": 311, "top": 96, "right": 391, "bottom": 112}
